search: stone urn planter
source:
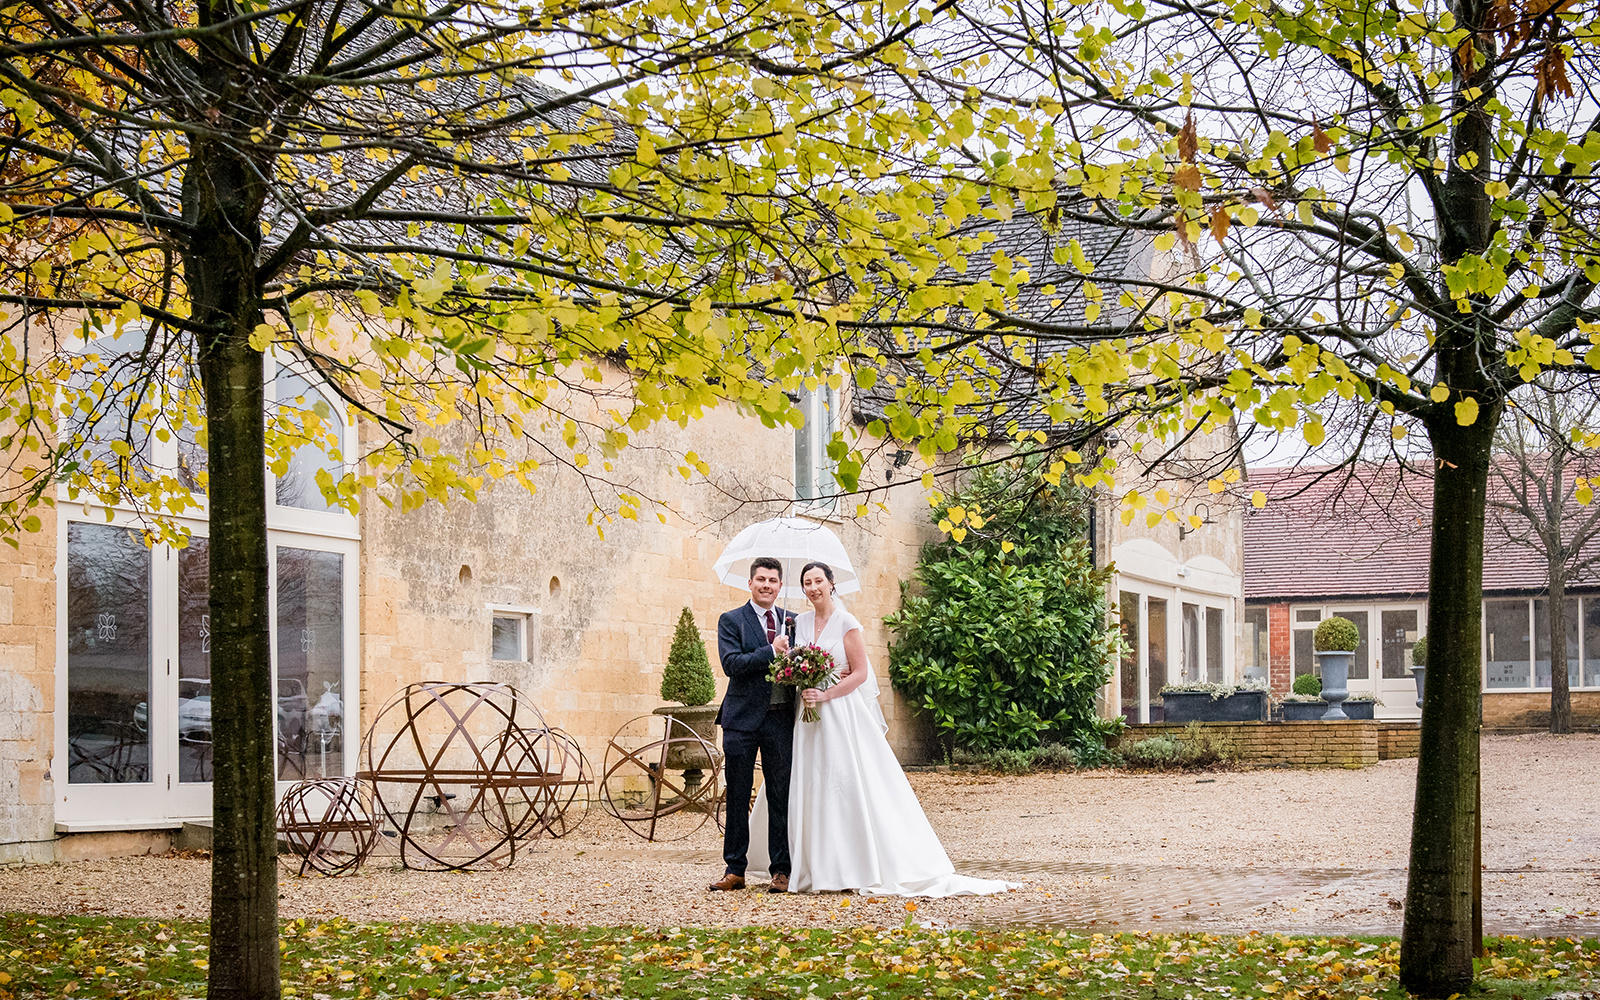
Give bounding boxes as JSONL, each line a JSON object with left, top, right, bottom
{"left": 1159, "top": 687, "right": 1268, "bottom": 723}
{"left": 651, "top": 703, "right": 719, "bottom": 769}
{"left": 1312, "top": 616, "right": 1360, "bottom": 720}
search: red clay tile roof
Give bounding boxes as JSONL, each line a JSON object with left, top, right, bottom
{"left": 1243, "top": 462, "right": 1600, "bottom": 600}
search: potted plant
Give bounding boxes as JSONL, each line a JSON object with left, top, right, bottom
{"left": 1157, "top": 681, "right": 1269, "bottom": 722}
{"left": 1280, "top": 672, "right": 1326, "bottom": 720}
{"left": 1312, "top": 616, "right": 1359, "bottom": 719}
{"left": 1280, "top": 670, "right": 1377, "bottom": 720}
{"left": 653, "top": 608, "right": 719, "bottom": 769}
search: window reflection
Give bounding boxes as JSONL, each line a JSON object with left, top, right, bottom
{"left": 66, "top": 523, "right": 151, "bottom": 784}
{"left": 1533, "top": 598, "right": 1580, "bottom": 690}
{"left": 177, "top": 540, "right": 212, "bottom": 782}
{"left": 275, "top": 547, "right": 345, "bottom": 778}
{"left": 1484, "top": 599, "right": 1531, "bottom": 688}
{"left": 274, "top": 370, "right": 342, "bottom": 512}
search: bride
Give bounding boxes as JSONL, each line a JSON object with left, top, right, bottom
{"left": 747, "top": 561, "right": 1017, "bottom": 897}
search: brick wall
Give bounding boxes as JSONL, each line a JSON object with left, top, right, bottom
{"left": 1120, "top": 719, "right": 1390, "bottom": 768}
{"left": 1377, "top": 722, "right": 1421, "bottom": 759}
{"left": 1483, "top": 691, "right": 1600, "bottom": 730}
{"left": 1265, "top": 602, "right": 1292, "bottom": 694}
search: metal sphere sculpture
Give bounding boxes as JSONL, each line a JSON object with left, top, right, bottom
{"left": 276, "top": 777, "right": 379, "bottom": 877}
{"left": 600, "top": 713, "right": 722, "bottom": 841}
{"left": 480, "top": 724, "right": 593, "bottom": 841}
{"left": 357, "top": 681, "right": 564, "bottom": 871}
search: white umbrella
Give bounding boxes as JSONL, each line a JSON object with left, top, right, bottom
{"left": 712, "top": 516, "right": 860, "bottom": 601}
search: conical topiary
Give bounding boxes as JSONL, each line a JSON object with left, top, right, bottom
{"left": 661, "top": 607, "right": 716, "bottom": 706}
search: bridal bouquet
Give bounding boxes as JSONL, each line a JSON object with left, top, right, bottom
{"left": 769, "top": 644, "right": 836, "bottom": 723}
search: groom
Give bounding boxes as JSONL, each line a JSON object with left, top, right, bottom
{"left": 710, "top": 556, "right": 794, "bottom": 893}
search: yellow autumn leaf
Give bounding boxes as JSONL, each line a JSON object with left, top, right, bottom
{"left": 1251, "top": 490, "right": 1266, "bottom": 509}
{"left": 1455, "top": 397, "right": 1479, "bottom": 426}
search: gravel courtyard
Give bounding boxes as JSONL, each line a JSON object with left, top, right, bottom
{"left": 4, "top": 733, "right": 1598, "bottom": 938}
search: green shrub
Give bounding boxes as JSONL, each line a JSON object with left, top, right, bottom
{"left": 1412, "top": 634, "right": 1427, "bottom": 667}
{"left": 1117, "top": 723, "right": 1236, "bottom": 771}
{"left": 1313, "top": 615, "right": 1360, "bottom": 652}
{"left": 660, "top": 607, "right": 716, "bottom": 706}
{"left": 887, "top": 462, "right": 1118, "bottom": 752}
{"left": 1291, "top": 672, "right": 1323, "bottom": 696}
{"left": 950, "top": 742, "right": 1079, "bottom": 774}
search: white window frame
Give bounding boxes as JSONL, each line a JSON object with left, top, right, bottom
{"left": 53, "top": 338, "right": 361, "bottom": 828}
{"left": 488, "top": 605, "right": 541, "bottom": 664}
{"left": 266, "top": 353, "right": 359, "bottom": 540}
{"left": 794, "top": 381, "right": 840, "bottom": 513}
{"left": 1483, "top": 594, "right": 1599, "bottom": 693}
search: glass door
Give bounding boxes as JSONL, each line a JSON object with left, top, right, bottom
{"left": 1377, "top": 607, "right": 1424, "bottom": 715}
{"left": 271, "top": 538, "right": 356, "bottom": 784}
{"left": 59, "top": 522, "right": 160, "bottom": 823}
{"left": 170, "top": 538, "right": 214, "bottom": 816}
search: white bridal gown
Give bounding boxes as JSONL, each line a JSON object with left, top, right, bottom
{"left": 747, "top": 606, "right": 1018, "bottom": 897}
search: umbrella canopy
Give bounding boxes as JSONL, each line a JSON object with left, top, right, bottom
{"left": 712, "top": 517, "right": 861, "bottom": 601}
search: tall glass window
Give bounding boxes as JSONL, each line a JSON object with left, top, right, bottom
{"left": 1484, "top": 599, "right": 1532, "bottom": 688}
{"left": 275, "top": 547, "right": 346, "bottom": 779}
{"left": 1584, "top": 599, "right": 1600, "bottom": 689}
{"left": 1533, "top": 598, "right": 1580, "bottom": 689}
{"left": 1118, "top": 592, "right": 1140, "bottom": 721}
{"left": 66, "top": 523, "right": 151, "bottom": 785}
{"left": 274, "top": 371, "right": 344, "bottom": 512}
{"left": 177, "top": 540, "right": 213, "bottom": 783}
{"left": 1205, "top": 608, "right": 1225, "bottom": 683}
{"left": 1181, "top": 603, "right": 1202, "bottom": 682}
{"left": 1147, "top": 598, "right": 1169, "bottom": 720}
{"left": 794, "top": 383, "right": 839, "bottom": 505}
{"left": 1243, "top": 605, "right": 1269, "bottom": 684}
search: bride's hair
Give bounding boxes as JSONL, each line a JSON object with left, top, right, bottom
{"left": 799, "top": 561, "right": 836, "bottom": 594}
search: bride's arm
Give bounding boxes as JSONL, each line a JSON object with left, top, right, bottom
{"left": 807, "top": 627, "right": 871, "bottom": 703}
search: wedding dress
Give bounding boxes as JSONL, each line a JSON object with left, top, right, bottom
{"left": 746, "top": 606, "right": 1017, "bottom": 897}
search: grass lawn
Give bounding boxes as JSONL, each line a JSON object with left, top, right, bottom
{"left": 1, "top": 911, "right": 1596, "bottom": 999}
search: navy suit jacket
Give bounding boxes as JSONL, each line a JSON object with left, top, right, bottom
{"left": 715, "top": 603, "right": 794, "bottom": 732}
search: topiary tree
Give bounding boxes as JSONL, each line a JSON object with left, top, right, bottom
{"left": 1313, "top": 617, "right": 1361, "bottom": 654}
{"left": 1412, "top": 635, "right": 1429, "bottom": 669}
{"left": 661, "top": 608, "right": 716, "bottom": 707}
{"left": 886, "top": 463, "right": 1119, "bottom": 752}
{"left": 1292, "top": 672, "right": 1324, "bottom": 697}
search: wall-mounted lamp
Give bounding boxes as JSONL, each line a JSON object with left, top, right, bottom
{"left": 885, "top": 449, "right": 914, "bottom": 483}
{"left": 1177, "top": 501, "right": 1215, "bottom": 540}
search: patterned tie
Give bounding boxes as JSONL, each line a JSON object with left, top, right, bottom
{"left": 765, "top": 609, "right": 777, "bottom": 643}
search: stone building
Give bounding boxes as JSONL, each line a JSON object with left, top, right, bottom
{"left": 0, "top": 207, "right": 1251, "bottom": 864}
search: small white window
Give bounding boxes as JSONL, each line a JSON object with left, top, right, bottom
{"left": 489, "top": 607, "right": 539, "bottom": 663}
{"left": 492, "top": 616, "right": 524, "bottom": 661}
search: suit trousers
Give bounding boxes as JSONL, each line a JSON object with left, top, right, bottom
{"left": 721, "top": 705, "right": 793, "bottom": 877}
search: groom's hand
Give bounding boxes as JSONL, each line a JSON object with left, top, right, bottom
{"left": 772, "top": 635, "right": 790, "bottom": 656}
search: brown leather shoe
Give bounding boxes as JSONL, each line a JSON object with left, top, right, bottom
{"left": 708, "top": 873, "right": 745, "bottom": 891}
{"left": 768, "top": 873, "right": 790, "bottom": 894}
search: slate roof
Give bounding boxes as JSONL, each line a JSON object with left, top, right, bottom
{"left": 852, "top": 198, "right": 1154, "bottom": 434}
{"left": 1243, "top": 462, "right": 1600, "bottom": 601}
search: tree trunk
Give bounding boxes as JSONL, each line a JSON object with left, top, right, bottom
{"left": 1401, "top": 415, "right": 1496, "bottom": 996}
{"left": 185, "top": 132, "right": 277, "bottom": 1000}
{"left": 1549, "top": 557, "right": 1573, "bottom": 734}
